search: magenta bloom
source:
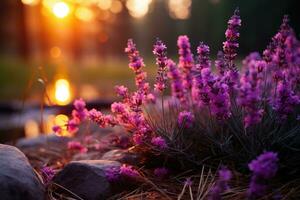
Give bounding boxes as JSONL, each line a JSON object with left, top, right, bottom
{"left": 153, "top": 39, "right": 168, "bottom": 92}
{"left": 125, "top": 39, "right": 145, "bottom": 72}
{"left": 72, "top": 98, "right": 88, "bottom": 122}
{"left": 238, "top": 58, "right": 266, "bottom": 127}
{"left": 178, "top": 111, "right": 194, "bottom": 128}
{"left": 115, "top": 85, "right": 129, "bottom": 99}
{"left": 196, "top": 42, "right": 211, "bottom": 70}
{"left": 120, "top": 164, "right": 139, "bottom": 178}
{"left": 66, "top": 119, "right": 79, "bottom": 133}
{"left": 40, "top": 165, "right": 55, "bottom": 185}
{"left": 272, "top": 80, "right": 299, "bottom": 120}
{"left": 52, "top": 125, "right": 62, "bottom": 135}
{"left": 177, "top": 35, "right": 194, "bottom": 90}
{"left": 210, "top": 81, "right": 231, "bottom": 121}
{"left": 209, "top": 167, "right": 232, "bottom": 200}
{"left": 125, "top": 39, "right": 152, "bottom": 101}
{"left": 88, "top": 109, "right": 116, "bottom": 128}
{"left": 67, "top": 141, "right": 87, "bottom": 153}
{"left": 223, "top": 8, "right": 241, "bottom": 65}
{"left": 151, "top": 136, "right": 167, "bottom": 150}
{"left": 248, "top": 151, "right": 279, "bottom": 199}
{"left": 215, "top": 51, "right": 226, "bottom": 75}
{"left": 192, "top": 42, "right": 212, "bottom": 105}
{"left": 167, "top": 59, "right": 186, "bottom": 104}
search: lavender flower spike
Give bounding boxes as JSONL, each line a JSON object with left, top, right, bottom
{"left": 223, "top": 8, "right": 241, "bottom": 66}
{"left": 167, "top": 59, "right": 186, "bottom": 104}
{"left": 153, "top": 39, "right": 168, "bottom": 92}
{"left": 248, "top": 151, "right": 279, "bottom": 199}
{"left": 209, "top": 167, "right": 232, "bottom": 200}
{"left": 177, "top": 35, "right": 194, "bottom": 90}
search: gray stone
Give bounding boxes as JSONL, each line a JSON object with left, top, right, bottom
{"left": 16, "top": 134, "right": 70, "bottom": 149}
{"left": 101, "top": 149, "right": 140, "bottom": 165}
{"left": 0, "top": 144, "right": 44, "bottom": 200}
{"left": 53, "top": 160, "right": 121, "bottom": 200}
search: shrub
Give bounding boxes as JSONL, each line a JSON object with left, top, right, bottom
{"left": 54, "top": 8, "right": 300, "bottom": 195}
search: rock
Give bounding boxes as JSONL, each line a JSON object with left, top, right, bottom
{"left": 53, "top": 160, "right": 121, "bottom": 200}
{"left": 0, "top": 144, "right": 44, "bottom": 200}
{"left": 101, "top": 149, "right": 140, "bottom": 165}
{"left": 16, "top": 134, "right": 70, "bottom": 149}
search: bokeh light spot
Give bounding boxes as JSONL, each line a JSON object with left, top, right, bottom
{"left": 50, "top": 46, "right": 62, "bottom": 58}
{"left": 75, "top": 7, "right": 94, "bottom": 22}
{"left": 55, "top": 79, "right": 71, "bottom": 105}
{"left": 21, "top": 0, "right": 40, "bottom": 6}
{"left": 52, "top": 1, "right": 70, "bottom": 18}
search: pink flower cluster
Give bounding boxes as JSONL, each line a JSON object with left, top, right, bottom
{"left": 105, "top": 164, "right": 139, "bottom": 182}
{"left": 53, "top": 9, "right": 300, "bottom": 157}
{"left": 178, "top": 111, "right": 194, "bottom": 128}
{"left": 178, "top": 35, "right": 194, "bottom": 91}
{"left": 153, "top": 39, "right": 168, "bottom": 92}
{"left": 67, "top": 141, "right": 88, "bottom": 153}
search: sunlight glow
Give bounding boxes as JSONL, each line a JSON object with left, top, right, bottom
{"left": 75, "top": 7, "right": 94, "bottom": 22}
{"left": 98, "top": 0, "right": 112, "bottom": 10}
{"left": 54, "top": 114, "right": 72, "bottom": 137}
{"left": 52, "top": 1, "right": 70, "bottom": 18}
{"left": 24, "top": 120, "right": 39, "bottom": 138}
{"left": 50, "top": 46, "right": 62, "bottom": 58}
{"left": 126, "top": 0, "right": 152, "bottom": 18}
{"left": 110, "top": 0, "right": 123, "bottom": 14}
{"left": 55, "top": 79, "right": 71, "bottom": 105}
{"left": 21, "top": 0, "right": 40, "bottom": 6}
{"left": 168, "top": 0, "right": 191, "bottom": 20}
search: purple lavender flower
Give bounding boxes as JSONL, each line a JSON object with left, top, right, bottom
{"left": 210, "top": 81, "right": 232, "bottom": 121}
{"left": 248, "top": 151, "right": 279, "bottom": 199}
{"left": 120, "top": 164, "right": 139, "bottom": 178}
{"left": 125, "top": 39, "right": 145, "bottom": 72}
{"left": 41, "top": 165, "right": 55, "bottom": 185}
{"left": 272, "top": 80, "right": 299, "bottom": 120}
{"left": 153, "top": 39, "right": 168, "bottom": 92}
{"left": 177, "top": 35, "right": 194, "bottom": 90}
{"left": 195, "top": 67, "right": 216, "bottom": 107}
{"left": 223, "top": 8, "right": 241, "bottom": 66}
{"left": 221, "top": 8, "right": 241, "bottom": 90}
{"left": 238, "top": 58, "right": 266, "bottom": 127}
{"left": 215, "top": 51, "right": 226, "bottom": 75}
{"left": 125, "top": 39, "right": 152, "bottom": 102}
{"left": 178, "top": 111, "right": 194, "bottom": 128}
{"left": 209, "top": 167, "right": 232, "bottom": 200}
{"left": 67, "top": 141, "right": 87, "bottom": 153}
{"left": 72, "top": 98, "right": 88, "bottom": 122}
{"left": 66, "top": 119, "right": 79, "bottom": 133}
{"left": 89, "top": 109, "right": 116, "bottom": 128}
{"left": 192, "top": 43, "right": 213, "bottom": 106}
{"left": 196, "top": 42, "right": 211, "bottom": 70}
{"left": 167, "top": 59, "right": 186, "bottom": 104}
{"left": 115, "top": 85, "right": 129, "bottom": 99}
{"left": 52, "top": 125, "right": 62, "bottom": 135}
{"left": 151, "top": 136, "right": 167, "bottom": 150}
{"left": 154, "top": 167, "right": 169, "bottom": 178}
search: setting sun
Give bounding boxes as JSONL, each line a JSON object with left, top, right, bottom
{"left": 55, "top": 79, "right": 71, "bottom": 105}
{"left": 52, "top": 1, "right": 70, "bottom": 18}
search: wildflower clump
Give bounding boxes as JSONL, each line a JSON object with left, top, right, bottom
{"left": 54, "top": 8, "right": 300, "bottom": 199}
